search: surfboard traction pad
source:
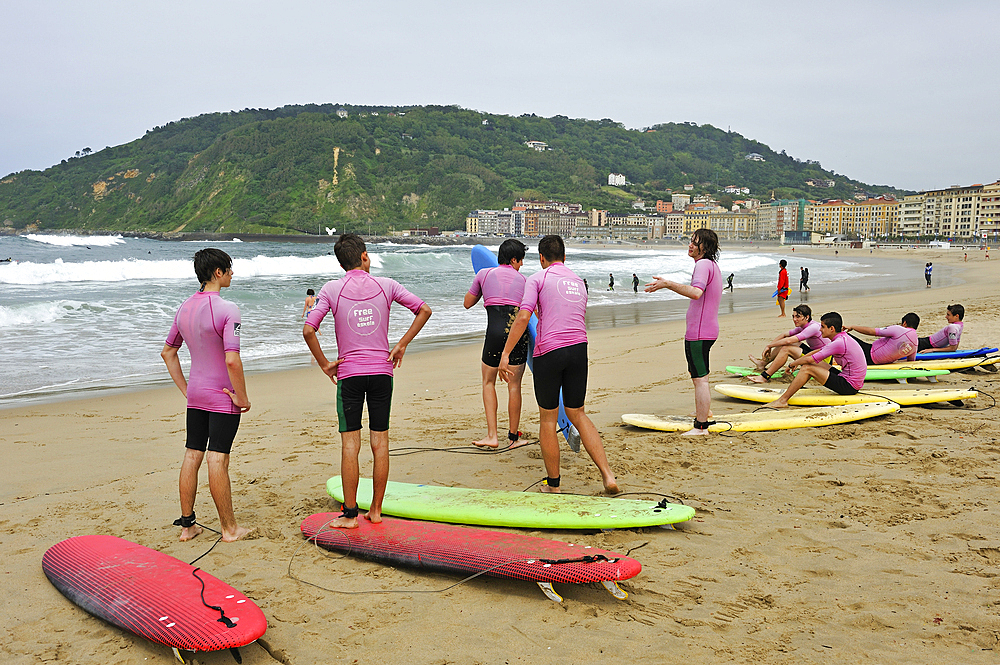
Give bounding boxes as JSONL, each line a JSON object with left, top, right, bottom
{"left": 42, "top": 535, "right": 266, "bottom": 656}
{"left": 301, "top": 512, "right": 639, "bottom": 601}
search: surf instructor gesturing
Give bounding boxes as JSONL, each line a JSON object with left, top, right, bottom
{"left": 645, "top": 228, "right": 722, "bottom": 436}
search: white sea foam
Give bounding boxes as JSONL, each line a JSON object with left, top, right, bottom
{"left": 0, "top": 301, "right": 77, "bottom": 328}
{"left": 25, "top": 234, "right": 126, "bottom": 247}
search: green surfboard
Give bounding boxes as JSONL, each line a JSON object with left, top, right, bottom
{"left": 725, "top": 365, "right": 949, "bottom": 381}
{"left": 326, "top": 476, "right": 695, "bottom": 529}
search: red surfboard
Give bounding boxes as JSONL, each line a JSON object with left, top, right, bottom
{"left": 43, "top": 535, "right": 266, "bottom": 661}
{"left": 300, "top": 512, "right": 641, "bottom": 601}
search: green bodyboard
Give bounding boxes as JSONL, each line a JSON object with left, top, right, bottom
{"left": 725, "top": 365, "right": 949, "bottom": 381}
{"left": 327, "top": 476, "right": 695, "bottom": 529}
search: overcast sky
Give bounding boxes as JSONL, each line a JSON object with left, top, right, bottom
{"left": 2, "top": 0, "right": 996, "bottom": 191}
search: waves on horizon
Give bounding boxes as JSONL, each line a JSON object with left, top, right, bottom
{"left": 25, "top": 234, "right": 126, "bottom": 247}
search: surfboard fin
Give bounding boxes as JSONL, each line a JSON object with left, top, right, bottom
{"left": 602, "top": 580, "right": 628, "bottom": 600}
{"left": 171, "top": 647, "right": 185, "bottom": 664}
{"left": 537, "top": 582, "right": 563, "bottom": 602}
{"left": 230, "top": 646, "right": 244, "bottom": 663}
{"left": 566, "top": 425, "right": 581, "bottom": 453}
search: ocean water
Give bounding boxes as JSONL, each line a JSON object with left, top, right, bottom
{"left": 0, "top": 235, "right": 873, "bottom": 407}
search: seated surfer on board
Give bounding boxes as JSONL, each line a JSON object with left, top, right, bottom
{"left": 161, "top": 248, "right": 254, "bottom": 542}
{"left": 464, "top": 239, "right": 530, "bottom": 449}
{"left": 499, "top": 235, "right": 619, "bottom": 494}
{"left": 843, "top": 313, "right": 919, "bottom": 365}
{"left": 303, "top": 234, "right": 432, "bottom": 528}
{"left": 749, "top": 304, "right": 827, "bottom": 383}
{"left": 917, "top": 304, "right": 963, "bottom": 353}
{"left": 764, "top": 312, "right": 865, "bottom": 408}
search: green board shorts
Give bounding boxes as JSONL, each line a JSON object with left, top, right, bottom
{"left": 684, "top": 339, "right": 715, "bottom": 378}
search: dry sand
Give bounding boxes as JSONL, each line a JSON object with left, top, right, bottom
{"left": 2, "top": 246, "right": 999, "bottom": 664}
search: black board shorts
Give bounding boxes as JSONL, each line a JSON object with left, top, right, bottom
{"left": 337, "top": 374, "right": 393, "bottom": 433}
{"left": 483, "top": 305, "right": 529, "bottom": 368}
{"left": 823, "top": 367, "right": 859, "bottom": 395}
{"left": 685, "top": 339, "right": 715, "bottom": 379}
{"left": 532, "top": 342, "right": 588, "bottom": 410}
{"left": 186, "top": 409, "right": 241, "bottom": 454}
{"left": 917, "top": 337, "right": 935, "bottom": 352}
{"left": 848, "top": 335, "right": 875, "bottom": 366}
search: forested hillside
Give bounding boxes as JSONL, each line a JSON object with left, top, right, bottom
{"left": 0, "top": 104, "right": 904, "bottom": 234}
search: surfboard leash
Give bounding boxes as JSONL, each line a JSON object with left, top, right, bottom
{"left": 389, "top": 437, "right": 541, "bottom": 456}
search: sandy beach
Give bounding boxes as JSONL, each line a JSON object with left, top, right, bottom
{"left": 3, "top": 245, "right": 999, "bottom": 664}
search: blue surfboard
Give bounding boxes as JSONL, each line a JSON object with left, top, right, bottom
{"left": 917, "top": 346, "right": 998, "bottom": 360}
{"left": 471, "top": 245, "right": 580, "bottom": 451}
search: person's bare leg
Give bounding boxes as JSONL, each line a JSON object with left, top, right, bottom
{"left": 766, "top": 365, "right": 824, "bottom": 408}
{"left": 749, "top": 345, "right": 798, "bottom": 383}
{"left": 537, "top": 407, "right": 561, "bottom": 493}
{"left": 749, "top": 348, "right": 775, "bottom": 371}
{"left": 178, "top": 448, "right": 205, "bottom": 541}
{"left": 564, "top": 406, "right": 619, "bottom": 493}
{"left": 474, "top": 363, "right": 501, "bottom": 448}
{"left": 366, "top": 429, "right": 389, "bottom": 524}
{"left": 206, "top": 451, "right": 252, "bottom": 542}
{"left": 778, "top": 298, "right": 786, "bottom": 317}
{"left": 329, "top": 430, "right": 362, "bottom": 528}
{"left": 506, "top": 363, "right": 527, "bottom": 448}
{"left": 683, "top": 376, "right": 713, "bottom": 437}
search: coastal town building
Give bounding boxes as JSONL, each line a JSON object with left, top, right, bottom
{"left": 655, "top": 200, "right": 674, "bottom": 213}
{"left": 899, "top": 194, "right": 926, "bottom": 237}
{"left": 525, "top": 141, "right": 550, "bottom": 152}
{"left": 608, "top": 173, "right": 627, "bottom": 186}
{"left": 671, "top": 194, "right": 691, "bottom": 211}
{"left": 918, "top": 184, "right": 983, "bottom": 239}
{"left": 978, "top": 181, "right": 1000, "bottom": 244}
{"left": 806, "top": 198, "right": 899, "bottom": 238}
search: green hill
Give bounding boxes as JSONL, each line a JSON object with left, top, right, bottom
{"left": 0, "top": 104, "right": 905, "bottom": 234}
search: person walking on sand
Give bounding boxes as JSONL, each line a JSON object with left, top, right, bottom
{"left": 725, "top": 273, "right": 734, "bottom": 292}
{"left": 499, "top": 235, "right": 619, "bottom": 494}
{"left": 632, "top": 273, "right": 639, "bottom": 293}
{"left": 303, "top": 234, "right": 432, "bottom": 529}
{"left": 925, "top": 262, "right": 932, "bottom": 288}
{"left": 764, "top": 312, "right": 866, "bottom": 408}
{"left": 799, "top": 266, "right": 810, "bottom": 291}
{"left": 776, "top": 259, "right": 789, "bottom": 316}
{"left": 161, "top": 248, "right": 253, "bottom": 543}
{"left": 464, "top": 239, "right": 530, "bottom": 449}
{"left": 645, "top": 228, "right": 723, "bottom": 435}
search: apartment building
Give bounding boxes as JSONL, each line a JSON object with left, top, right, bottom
{"left": 899, "top": 194, "right": 926, "bottom": 237}
{"left": 807, "top": 198, "right": 898, "bottom": 238}
{"left": 756, "top": 200, "right": 806, "bottom": 240}
{"left": 978, "top": 181, "right": 1000, "bottom": 243}
{"left": 920, "top": 184, "right": 982, "bottom": 239}
{"left": 465, "top": 209, "right": 523, "bottom": 235}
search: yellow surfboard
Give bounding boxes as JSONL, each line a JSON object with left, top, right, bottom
{"left": 867, "top": 356, "right": 999, "bottom": 371}
{"left": 621, "top": 401, "right": 899, "bottom": 432}
{"left": 714, "top": 383, "right": 977, "bottom": 406}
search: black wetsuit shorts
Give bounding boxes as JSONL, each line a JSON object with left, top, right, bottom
{"left": 186, "top": 409, "right": 241, "bottom": 454}
{"left": 532, "top": 342, "right": 588, "bottom": 410}
{"left": 482, "top": 305, "right": 529, "bottom": 368}
{"left": 337, "top": 374, "right": 393, "bottom": 433}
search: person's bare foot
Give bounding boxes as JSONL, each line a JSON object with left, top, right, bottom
{"left": 179, "top": 525, "right": 203, "bottom": 542}
{"left": 603, "top": 477, "right": 621, "bottom": 494}
{"left": 508, "top": 437, "right": 532, "bottom": 450}
{"left": 748, "top": 374, "right": 769, "bottom": 384}
{"left": 326, "top": 515, "right": 359, "bottom": 529}
{"left": 749, "top": 354, "right": 767, "bottom": 370}
{"left": 763, "top": 400, "right": 789, "bottom": 409}
{"left": 221, "top": 526, "right": 256, "bottom": 542}
{"left": 473, "top": 435, "right": 499, "bottom": 449}
{"left": 681, "top": 428, "right": 709, "bottom": 436}
{"left": 365, "top": 511, "right": 382, "bottom": 524}
{"left": 539, "top": 484, "right": 561, "bottom": 493}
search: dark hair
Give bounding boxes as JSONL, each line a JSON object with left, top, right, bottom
{"left": 497, "top": 239, "right": 527, "bottom": 265}
{"left": 538, "top": 235, "right": 565, "bottom": 262}
{"left": 948, "top": 303, "right": 964, "bottom": 320}
{"left": 194, "top": 248, "right": 232, "bottom": 285}
{"left": 792, "top": 304, "right": 812, "bottom": 320}
{"left": 306, "top": 288, "right": 315, "bottom": 296}
{"left": 779, "top": 259, "right": 787, "bottom": 268}
{"left": 901, "top": 312, "right": 920, "bottom": 329}
{"left": 334, "top": 233, "right": 367, "bottom": 270}
{"left": 691, "top": 228, "right": 719, "bottom": 262}
{"left": 820, "top": 311, "right": 843, "bottom": 332}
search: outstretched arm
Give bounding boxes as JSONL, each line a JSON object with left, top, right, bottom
{"left": 645, "top": 277, "right": 704, "bottom": 300}
{"left": 844, "top": 325, "right": 878, "bottom": 336}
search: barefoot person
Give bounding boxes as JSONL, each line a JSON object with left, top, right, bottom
{"left": 645, "top": 228, "right": 723, "bottom": 435}
{"left": 765, "top": 312, "right": 866, "bottom": 408}
{"left": 303, "top": 234, "right": 432, "bottom": 528}
{"left": 776, "top": 259, "right": 789, "bottom": 317}
{"left": 917, "top": 304, "right": 964, "bottom": 353}
{"left": 464, "top": 239, "right": 530, "bottom": 448}
{"left": 749, "top": 304, "right": 827, "bottom": 383}
{"left": 843, "top": 313, "right": 920, "bottom": 365}
{"left": 161, "top": 248, "right": 253, "bottom": 543}
{"left": 499, "top": 235, "right": 619, "bottom": 494}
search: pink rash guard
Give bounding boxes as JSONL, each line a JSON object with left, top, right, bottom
{"left": 685, "top": 258, "right": 722, "bottom": 341}
{"left": 520, "top": 262, "right": 587, "bottom": 357}
{"left": 928, "top": 322, "right": 963, "bottom": 348}
{"left": 810, "top": 331, "right": 866, "bottom": 390}
{"left": 871, "top": 325, "right": 918, "bottom": 364}
{"left": 305, "top": 270, "right": 425, "bottom": 380}
{"left": 468, "top": 265, "right": 526, "bottom": 307}
{"left": 165, "top": 291, "right": 242, "bottom": 414}
{"left": 789, "top": 321, "right": 828, "bottom": 350}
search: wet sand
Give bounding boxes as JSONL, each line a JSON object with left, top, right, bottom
{"left": 2, "top": 245, "right": 999, "bottom": 663}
